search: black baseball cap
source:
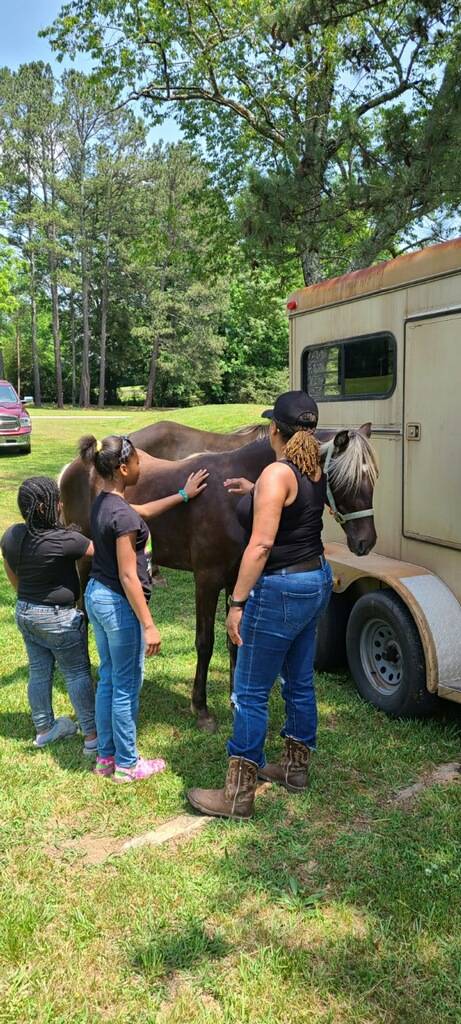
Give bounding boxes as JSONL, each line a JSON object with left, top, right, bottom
{"left": 262, "top": 391, "right": 319, "bottom": 429}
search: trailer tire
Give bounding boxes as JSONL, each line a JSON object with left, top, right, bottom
{"left": 346, "top": 590, "right": 437, "bottom": 717}
{"left": 315, "top": 593, "right": 348, "bottom": 672}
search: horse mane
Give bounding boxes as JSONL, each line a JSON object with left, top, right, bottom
{"left": 232, "top": 423, "right": 269, "bottom": 440}
{"left": 325, "top": 432, "right": 379, "bottom": 495}
{"left": 57, "top": 462, "right": 72, "bottom": 488}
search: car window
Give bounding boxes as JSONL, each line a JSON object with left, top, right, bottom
{"left": 0, "top": 384, "right": 18, "bottom": 404}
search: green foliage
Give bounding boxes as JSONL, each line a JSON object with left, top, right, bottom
{"left": 216, "top": 263, "right": 294, "bottom": 402}
{"left": 0, "top": 59, "right": 289, "bottom": 407}
{"left": 45, "top": 0, "right": 461, "bottom": 283}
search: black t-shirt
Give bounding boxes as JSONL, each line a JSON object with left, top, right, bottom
{"left": 1, "top": 523, "right": 90, "bottom": 605}
{"left": 90, "top": 491, "right": 151, "bottom": 601}
{"left": 237, "top": 461, "right": 326, "bottom": 570}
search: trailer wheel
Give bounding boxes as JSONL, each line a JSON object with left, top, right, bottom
{"left": 346, "top": 590, "right": 437, "bottom": 717}
{"left": 315, "top": 593, "right": 348, "bottom": 672}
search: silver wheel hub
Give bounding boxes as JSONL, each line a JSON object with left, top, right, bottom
{"left": 360, "top": 618, "right": 403, "bottom": 695}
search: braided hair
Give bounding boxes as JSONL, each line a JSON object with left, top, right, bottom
{"left": 275, "top": 420, "right": 321, "bottom": 479}
{"left": 17, "top": 477, "right": 62, "bottom": 535}
{"left": 78, "top": 434, "right": 135, "bottom": 479}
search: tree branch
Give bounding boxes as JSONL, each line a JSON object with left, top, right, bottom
{"left": 354, "top": 77, "right": 423, "bottom": 119}
{"left": 130, "top": 83, "right": 287, "bottom": 147}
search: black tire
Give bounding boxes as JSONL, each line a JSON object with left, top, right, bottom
{"left": 346, "top": 590, "right": 437, "bottom": 717}
{"left": 315, "top": 592, "right": 349, "bottom": 672}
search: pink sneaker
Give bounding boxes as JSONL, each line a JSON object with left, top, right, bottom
{"left": 112, "top": 756, "right": 166, "bottom": 784}
{"left": 94, "top": 756, "right": 115, "bottom": 778}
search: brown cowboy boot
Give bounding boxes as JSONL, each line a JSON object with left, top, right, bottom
{"left": 187, "top": 757, "right": 258, "bottom": 819}
{"left": 258, "top": 737, "right": 310, "bottom": 793}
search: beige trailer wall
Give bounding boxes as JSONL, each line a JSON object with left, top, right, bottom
{"left": 290, "top": 271, "right": 461, "bottom": 603}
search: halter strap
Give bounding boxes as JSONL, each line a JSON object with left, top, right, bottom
{"left": 322, "top": 439, "right": 374, "bottom": 526}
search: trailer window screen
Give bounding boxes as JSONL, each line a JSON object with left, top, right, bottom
{"left": 302, "top": 332, "right": 396, "bottom": 401}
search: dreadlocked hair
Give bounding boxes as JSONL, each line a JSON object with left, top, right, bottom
{"left": 18, "top": 477, "right": 62, "bottom": 535}
{"left": 276, "top": 421, "right": 321, "bottom": 479}
{"left": 78, "top": 434, "right": 135, "bottom": 479}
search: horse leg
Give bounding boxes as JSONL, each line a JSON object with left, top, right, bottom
{"left": 191, "top": 573, "right": 221, "bottom": 733}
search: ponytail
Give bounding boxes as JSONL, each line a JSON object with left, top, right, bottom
{"left": 275, "top": 420, "right": 321, "bottom": 479}
{"left": 285, "top": 430, "right": 321, "bottom": 479}
{"left": 78, "top": 434, "right": 135, "bottom": 480}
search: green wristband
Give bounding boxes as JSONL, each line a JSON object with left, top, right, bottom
{"left": 178, "top": 488, "right": 189, "bottom": 503}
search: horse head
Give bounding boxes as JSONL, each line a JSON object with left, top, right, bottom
{"left": 321, "top": 423, "right": 378, "bottom": 557}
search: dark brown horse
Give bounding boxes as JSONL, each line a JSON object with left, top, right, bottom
{"left": 129, "top": 420, "right": 269, "bottom": 460}
{"left": 60, "top": 427, "right": 378, "bottom": 731}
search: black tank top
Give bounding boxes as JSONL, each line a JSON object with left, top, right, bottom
{"left": 237, "top": 460, "right": 326, "bottom": 570}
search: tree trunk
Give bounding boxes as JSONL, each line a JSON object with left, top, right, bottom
{"left": 300, "top": 248, "right": 324, "bottom": 286}
{"left": 144, "top": 335, "right": 160, "bottom": 410}
{"left": 43, "top": 146, "right": 64, "bottom": 408}
{"left": 29, "top": 250, "right": 42, "bottom": 406}
{"left": 70, "top": 290, "right": 76, "bottom": 407}
{"left": 26, "top": 205, "right": 42, "bottom": 406}
{"left": 0, "top": 348, "right": 5, "bottom": 378}
{"left": 98, "top": 235, "right": 110, "bottom": 409}
{"left": 79, "top": 244, "right": 91, "bottom": 407}
{"left": 16, "top": 319, "right": 21, "bottom": 398}
{"left": 50, "top": 252, "right": 64, "bottom": 408}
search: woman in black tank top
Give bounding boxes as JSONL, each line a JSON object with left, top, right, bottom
{"left": 188, "top": 391, "right": 333, "bottom": 820}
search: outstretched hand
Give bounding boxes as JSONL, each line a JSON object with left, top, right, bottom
{"left": 184, "top": 469, "right": 209, "bottom": 500}
{"left": 223, "top": 477, "right": 254, "bottom": 496}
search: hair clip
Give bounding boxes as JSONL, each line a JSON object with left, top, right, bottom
{"left": 120, "top": 436, "right": 133, "bottom": 464}
{"left": 95, "top": 440, "right": 102, "bottom": 453}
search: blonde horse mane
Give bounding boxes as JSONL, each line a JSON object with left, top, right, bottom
{"left": 324, "top": 432, "right": 379, "bottom": 495}
{"left": 232, "top": 423, "right": 269, "bottom": 440}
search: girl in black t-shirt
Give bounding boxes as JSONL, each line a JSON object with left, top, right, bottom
{"left": 1, "top": 477, "right": 97, "bottom": 753}
{"left": 80, "top": 434, "right": 207, "bottom": 783}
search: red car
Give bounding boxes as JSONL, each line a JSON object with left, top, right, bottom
{"left": 0, "top": 381, "right": 33, "bottom": 453}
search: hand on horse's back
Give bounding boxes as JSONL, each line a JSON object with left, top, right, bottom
{"left": 184, "top": 469, "right": 209, "bottom": 499}
{"left": 223, "top": 477, "right": 254, "bottom": 496}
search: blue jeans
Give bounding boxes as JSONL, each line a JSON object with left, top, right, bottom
{"left": 84, "top": 578, "right": 144, "bottom": 768}
{"left": 15, "top": 601, "right": 96, "bottom": 735}
{"left": 227, "top": 561, "right": 333, "bottom": 767}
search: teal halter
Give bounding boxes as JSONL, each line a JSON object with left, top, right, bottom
{"left": 322, "top": 439, "right": 375, "bottom": 526}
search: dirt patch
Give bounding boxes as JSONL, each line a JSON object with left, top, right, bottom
{"left": 391, "top": 762, "right": 461, "bottom": 806}
{"left": 44, "top": 834, "right": 123, "bottom": 866}
{"left": 43, "top": 812, "right": 212, "bottom": 867}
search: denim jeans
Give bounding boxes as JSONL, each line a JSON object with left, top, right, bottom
{"left": 15, "top": 601, "right": 96, "bottom": 735}
{"left": 84, "top": 578, "right": 144, "bottom": 768}
{"left": 227, "top": 560, "right": 333, "bottom": 767}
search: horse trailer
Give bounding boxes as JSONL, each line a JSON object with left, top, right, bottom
{"left": 287, "top": 236, "right": 461, "bottom": 716}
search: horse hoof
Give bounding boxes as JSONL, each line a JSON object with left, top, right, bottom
{"left": 151, "top": 574, "right": 168, "bottom": 588}
{"left": 196, "top": 713, "right": 218, "bottom": 734}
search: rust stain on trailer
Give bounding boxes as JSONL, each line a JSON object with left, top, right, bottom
{"left": 287, "top": 237, "right": 461, "bottom": 314}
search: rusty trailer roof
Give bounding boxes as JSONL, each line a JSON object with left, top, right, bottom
{"left": 287, "top": 236, "right": 461, "bottom": 314}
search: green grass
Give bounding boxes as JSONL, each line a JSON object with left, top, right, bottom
{"left": 1, "top": 405, "right": 461, "bottom": 1024}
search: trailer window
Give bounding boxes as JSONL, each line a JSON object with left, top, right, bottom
{"left": 302, "top": 332, "right": 396, "bottom": 401}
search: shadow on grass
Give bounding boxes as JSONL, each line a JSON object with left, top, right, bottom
{"left": 0, "top": 710, "right": 33, "bottom": 741}
{"left": 0, "top": 667, "right": 28, "bottom": 689}
{"left": 132, "top": 919, "right": 230, "bottom": 979}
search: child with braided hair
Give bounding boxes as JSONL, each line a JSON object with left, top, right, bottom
{"left": 1, "top": 476, "right": 97, "bottom": 753}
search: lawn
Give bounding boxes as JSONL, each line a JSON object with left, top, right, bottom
{"left": 1, "top": 405, "right": 461, "bottom": 1024}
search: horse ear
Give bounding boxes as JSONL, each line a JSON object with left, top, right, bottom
{"left": 359, "top": 422, "right": 372, "bottom": 438}
{"left": 333, "top": 429, "right": 350, "bottom": 453}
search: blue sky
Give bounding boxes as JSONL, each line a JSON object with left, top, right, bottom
{"left": 0, "top": 0, "right": 180, "bottom": 142}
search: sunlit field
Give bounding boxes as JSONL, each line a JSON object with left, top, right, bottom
{"left": 1, "top": 406, "right": 461, "bottom": 1024}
